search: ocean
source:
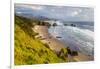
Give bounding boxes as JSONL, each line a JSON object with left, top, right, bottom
{"left": 49, "top": 21, "right": 94, "bottom": 56}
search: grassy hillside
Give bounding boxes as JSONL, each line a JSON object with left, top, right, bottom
{"left": 14, "top": 15, "right": 68, "bottom": 65}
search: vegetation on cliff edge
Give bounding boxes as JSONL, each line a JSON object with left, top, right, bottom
{"left": 14, "top": 15, "right": 68, "bottom": 65}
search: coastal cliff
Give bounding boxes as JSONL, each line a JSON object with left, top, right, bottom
{"left": 15, "top": 15, "right": 69, "bottom": 65}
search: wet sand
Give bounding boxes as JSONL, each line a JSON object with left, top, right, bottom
{"left": 32, "top": 25, "right": 94, "bottom": 62}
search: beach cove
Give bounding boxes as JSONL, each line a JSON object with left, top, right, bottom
{"left": 32, "top": 25, "right": 93, "bottom": 61}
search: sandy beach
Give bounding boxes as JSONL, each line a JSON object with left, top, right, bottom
{"left": 32, "top": 25, "right": 66, "bottom": 52}
{"left": 32, "top": 25, "right": 94, "bottom": 62}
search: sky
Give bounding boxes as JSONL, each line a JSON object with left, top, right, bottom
{"left": 15, "top": 4, "right": 94, "bottom": 22}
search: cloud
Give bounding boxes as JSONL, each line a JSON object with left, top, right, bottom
{"left": 16, "top": 11, "right": 22, "bottom": 14}
{"left": 51, "top": 9, "right": 55, "bottom": 12}
{"left": 71, "top": 11, "right": 79, "bottom": 16}
{"left": 71, "top": 9, "right": 82, "bottom": 17}
{"left": 16, "top": 4, "right": 44, "bottom": 10}
{"left": 29, "top": 6, "right": 44, "bottom": 10}
{"left": 15, "top": 4, "right": 94, "bottom": 21}
{"left": 78, "top": 9, "right": 82, "bottom": 12}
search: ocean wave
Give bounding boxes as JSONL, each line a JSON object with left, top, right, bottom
{"left": 49, "top": 26, "right": 94, "bottom": 56}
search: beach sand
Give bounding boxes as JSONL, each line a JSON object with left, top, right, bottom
{"left": 32, "top": 25, "right": 94, "bottom": 62}
{"left": 32, "top": 25, "right": 66, "bottom": 52}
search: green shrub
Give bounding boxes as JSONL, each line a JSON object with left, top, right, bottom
{"left": 71, "top": 51, "right": 78, "bottom": 56}
{"left": 57, "top": 48, "right": 68, "bottom": 61}
{"left": 66, "top": 47, "right": 72, "bottom": 55}
{"left": 44, "top": 43, "right": 50, "bottom": 49}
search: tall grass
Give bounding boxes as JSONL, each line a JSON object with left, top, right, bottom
{"left": 14, "top": 15, "right": 67, "bottom": 65}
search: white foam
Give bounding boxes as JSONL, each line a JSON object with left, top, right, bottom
{"left": 49, "top": 25, "right": 94, "bottom": 56}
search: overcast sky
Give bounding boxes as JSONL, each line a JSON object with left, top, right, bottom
{"left": 15, "top": 4, "right": 94, "bottom": 22}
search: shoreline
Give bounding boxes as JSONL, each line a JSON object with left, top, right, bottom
{"left": 32, "top": 25, "right": 94, "bottom": 61}
{"left": 32, "top": 25, "right": 66, "bottom": 52}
